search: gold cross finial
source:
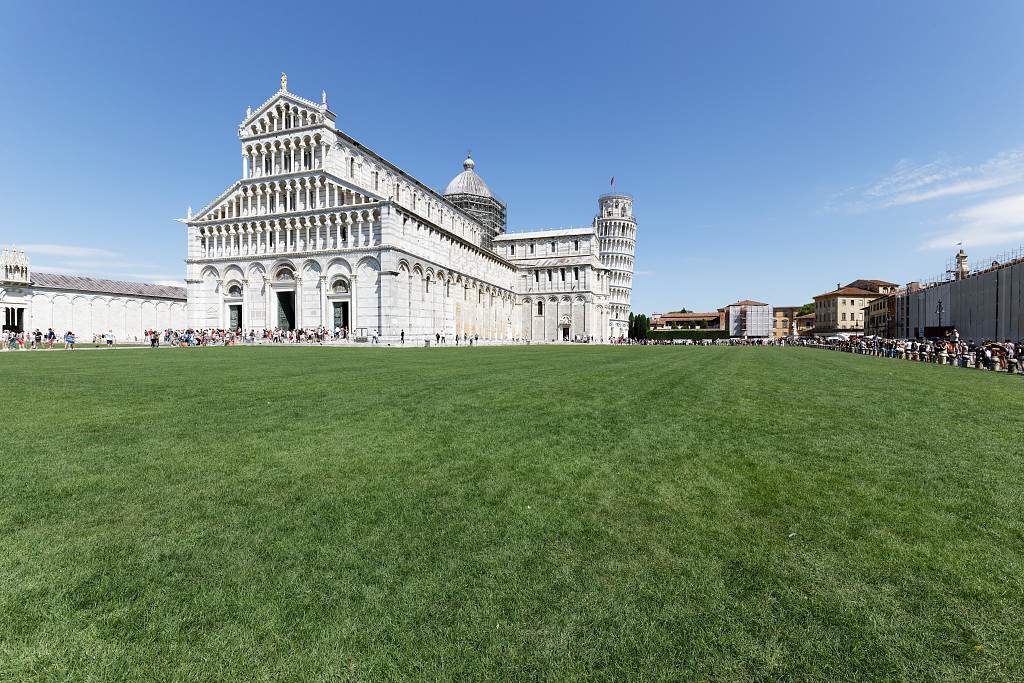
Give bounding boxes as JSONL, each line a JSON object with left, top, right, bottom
{"left": 280, "top": 72, "right": 288, "bottom": 91}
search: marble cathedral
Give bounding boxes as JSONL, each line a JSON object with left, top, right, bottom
{"left": 186, "top": 75, "right": 637, "bottom": 342}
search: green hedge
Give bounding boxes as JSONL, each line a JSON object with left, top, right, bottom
{"left": 648, "top": 329, "right": 729, "bottom": 340}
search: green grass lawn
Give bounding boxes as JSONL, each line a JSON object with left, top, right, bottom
{"left": 1, "top": 346, "right": 1022, "bottom": 681}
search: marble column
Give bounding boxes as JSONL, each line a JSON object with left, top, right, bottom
{"left": 319, "top": 276, "right": 327, "bottom": 328}
{"left": 242, "top": 279, "right": 250, "bottom": 332}
{"left": 265, "top": 277, "right": 274, "bottom": 330}
{"left": 216, "top": 279, "right": 225, "bottom": 329}
{"left": 350, "top": 274, "right": 358, "bottom": 335}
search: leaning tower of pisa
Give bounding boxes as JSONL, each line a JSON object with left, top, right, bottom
{"left": 595, "top": 193, "right": 637, "bottom": 339}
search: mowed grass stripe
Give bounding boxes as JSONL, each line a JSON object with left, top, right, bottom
{"left": 0, "top": 346, "right": 1021, "bottom": 681}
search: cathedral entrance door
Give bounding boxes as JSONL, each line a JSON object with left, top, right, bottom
{"left": 228, "top": 304, "right": 242, "bottom": 330}
{"left": 276, "top": 292, "right": 296, "bottom": 330}
{"left": 332, "top": 301, "right": 349, "bottom": 330}
{"left": 562, "top": 326, "right": 570, "bottom": 341}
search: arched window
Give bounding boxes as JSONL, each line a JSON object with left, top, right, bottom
{"left": 228, "top": 284, "right": 242, "bottom": 297}
{"left": 276, "top": 268, "right": 294, "bottom": 281}
{"left": 331, "top": 279, "right": 349, "bottom": 294}
{"left": 537, "top": 301, "right": 544, "bottom": 316}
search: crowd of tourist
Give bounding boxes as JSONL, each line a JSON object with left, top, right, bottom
{"left": 789, "top": 331, "right": 1022, "bottom": 373}
{"left": 4, "top": 325, "right": 1021, "bottom": 373}
{"left": 3, "top": 326, "right": 610, "bottom": 350}
{"left": 621, "top": 337, "right": 776, "bottom": 346}
{"left": 2, "top": 328, "right": 80, "bottom": 351}
{"left": 142, "top": 327, "right": 361, "bottom": 347}
{"left": 0, "top": 326, "right": 359, "bottom": 350}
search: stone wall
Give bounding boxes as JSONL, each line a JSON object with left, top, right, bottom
{"left": 20, "top": 288, "right": 186, "bottom": 341}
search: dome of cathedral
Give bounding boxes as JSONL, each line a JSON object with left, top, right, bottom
{"left": 443, "top": 154, "right": 494, "bottom": 198}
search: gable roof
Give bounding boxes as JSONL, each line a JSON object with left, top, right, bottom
{"left": 846, "top": 278, "right": 897, "bottom": 288}
{"left": 813, "top": 287, "right": 881, "bottom": 300}
{"left": 723, "top": 299, "right": 769, "bottom": 307}
{"left": 655, "top": 311, "right": 722, "bottom": 321}
{"left": 31, "top": 272, "right": 186, "bottom": 300}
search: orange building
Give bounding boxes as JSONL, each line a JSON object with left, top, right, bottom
{"left": 772, "top": 306, "right": 801, "bottom": 338}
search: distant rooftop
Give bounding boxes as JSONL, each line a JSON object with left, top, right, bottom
{"left": 846, "top": 278, "right": 898, "bottom": 288}
{"left": 32, "top": 272, "right": 186, "bottom": 300}
{"left": 493, "top": 227, "right": 594, "bottom": 240}
{"left": 655, "top": 311, "right": 721, "bottom": 321}
{"left": 813, "top": 286, "right": 881, "bottom": 300}
{"left": 722, "top": 299, "right": 769, "bottom": 307}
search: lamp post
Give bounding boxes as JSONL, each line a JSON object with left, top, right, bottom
{"left": 936, "top": 300, "right": 944, "bottom": 329}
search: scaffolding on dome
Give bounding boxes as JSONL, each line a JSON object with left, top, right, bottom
{"left": 443, "top": 191, "right": 507, "bottom": 250}
{"left": 442, "top": 154, "right": 507, "bottom": 250}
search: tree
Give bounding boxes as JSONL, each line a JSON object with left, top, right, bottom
{"left": 629, "top": 313, "right": 650, "bottom": 340}
{"left": 797, "top": 302, "right": 815, "bottom": 316}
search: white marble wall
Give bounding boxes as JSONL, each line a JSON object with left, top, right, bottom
{"left": 10, "top": 288, "right": 186, "bottom": 341}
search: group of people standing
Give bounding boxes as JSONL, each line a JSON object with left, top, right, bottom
{"left": 144, "top": 327, "right": 356, "bottom": 347}
{"left": 795, "top": 331, "right": 1023, "bottom": 373}
{"left": 1, "top": 328, "right": 85, "bottom": 351}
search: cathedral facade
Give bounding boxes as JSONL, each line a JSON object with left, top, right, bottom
{"left": 185, "top": 77, "right": 636, "bottom": 342}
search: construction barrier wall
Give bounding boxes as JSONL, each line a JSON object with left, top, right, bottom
{"left": 900, "top": 261, "right": 1024, "bottom": 341}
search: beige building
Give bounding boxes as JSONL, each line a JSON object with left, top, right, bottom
{"left": 812, "top": 279, "right": 896, "bottom": 336}
{"left": 813, "top": 286, "right": 881, "bottom": 336}
{"left": 864, "top": 294, "right": 897, "bottom": 337}
{"left": 794, "top": 312, "right": 815, "bottom": 336}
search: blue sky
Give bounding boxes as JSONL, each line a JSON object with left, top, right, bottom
{"left": 2, "top": 1, "right": 1023, "bottom": 312}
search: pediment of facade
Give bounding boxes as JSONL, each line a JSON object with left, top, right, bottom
{"left": 239, "top": 91, "right": 336, "bottom": 139}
